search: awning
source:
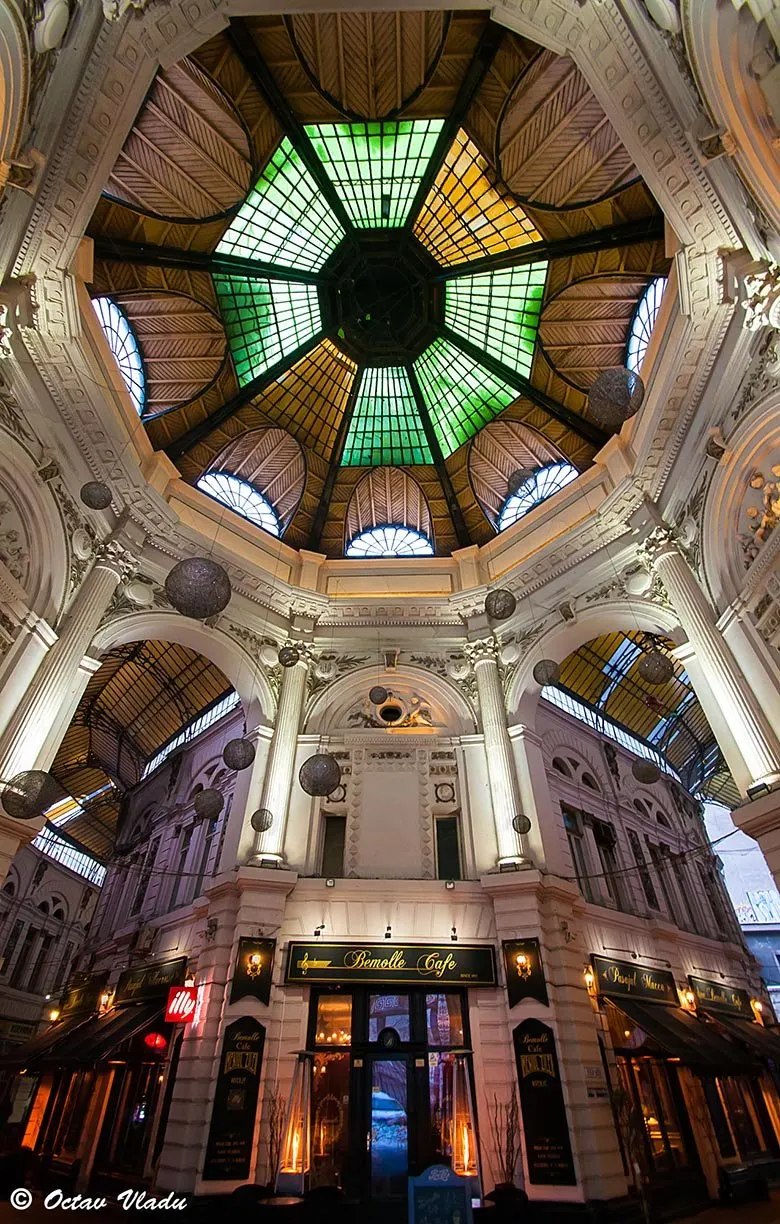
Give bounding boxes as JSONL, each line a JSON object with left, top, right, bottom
{"left": 0, "top": 1013, "right": 96, "bottom": 1069}
{"left": 61, "top": 1002, "right": 165, "bottom": 1064}
{"left": 609, "top": 997, "right": 757, "bottom": 1072}
{"left": 706, "top": 1014, "right": 780, "bottom": 1064}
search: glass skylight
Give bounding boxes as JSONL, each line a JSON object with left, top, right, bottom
{"left": 92, "top": 296, "right": 145, "bottom": 415}
{"left": 414, "top": 339, "right": 516, "bottom": 457}
{"left": 305, "top": 120, "right": 445, "bottom": 228}
{"left": 346, "top": 525, "right": 434, "bottom": 558}
{"left": 445, "top": 263, "right": 547, "bottom": 378}
{"left": 215, "top": 137, "right": 345, "bottom": 271}
{"left": 499, "top": 462, "right": 578, "bottom": 530}
{"left": 626, "top": 276, "right": 667, "bottom": 374}
{"left": 213, "top": 274, "right": 321, "bottom": 387}
{"left": 197, "top": 471, "right": 281, "bottom": 536}
{"left": 342, "top": 367, "right": 433, "bottom": 466}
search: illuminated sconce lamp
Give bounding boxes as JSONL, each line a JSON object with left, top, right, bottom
{"left": 277, "top": 1054, "right": 312, "bottom": 1196}
{"left": 48, "top": 1008, "right": 60, "bottom": 1023}
{"left": 514, "top": 951, "right": 532, "bottom": 981}
{"left": 99, "top": 991, "right": 112, "bottom": 1013}
{"left": 682, "top": 988, "right": 696, "bottom": 1010}
{"left": 583, "top": 966, "right": 596, "bottom": 993}
{"left": 751, "top": 998, "right": 765, "bottom": 1023}
{"left": 451, "top": 1053, "right": 482, "bottom": 1198}
{"left": 246, "top": 951, "right": 263, "bottom": 979}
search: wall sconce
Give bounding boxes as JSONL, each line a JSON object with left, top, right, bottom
{"left": 185, "top": 974, "right": 195, "bottom": 988}
{"left": 385, "top": 924, "right": 392, "bottom": 940}
{"left": 451, "top": 927, "right": 458, "bottom": 943}
{"left": 515, "top": 952, "right": 532, "bottom": 980}
{"left": 99, "top": 991, "right": 112, "bottom": 1013}
{"left": 682, "top": 988, "right": 696, "bottom": 1009}
{"left": 751, "top": 998, "right": 765, "bottom": 1022}
{"left": 583, "top": 966, "right": 595, "bottom": 992}
{"left": 445, "top": 880, "right": 455, "bottom": 891}
{"left": 48, "top": 1008, "right": 60, "bottom": 1022}
{"left": 325, "top": 878, "right": 335, "bottom": 888}
{"left": 313, "top": 924, "right": 325, "bottom": 939}
{"left": 246, "top": 952, "right": 263, "bottom": 978}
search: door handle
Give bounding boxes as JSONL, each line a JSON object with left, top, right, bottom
{"left": 366, "top": 1129, "right": 372, "bottom": 1152}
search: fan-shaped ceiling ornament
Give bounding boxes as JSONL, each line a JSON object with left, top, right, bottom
{"left": 205, "top": 428, "right": 306, "bottom": 531}
{"left": 345, "top": 467, "right": 433, "bottom": 550}
{"left": 105, "top": 58, "right": 253, "bottom": 222}
{"left": 284, "top": 12, "right": 450, "bottom": 121}
{"left": 497, "top": 50, "right": 639, "bottom": 209}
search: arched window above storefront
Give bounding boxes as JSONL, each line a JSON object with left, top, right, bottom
{"left": 499, "top": 462, "right": 579, "bottom": 531}
{"left": 626, "top": 277, "right": 667, "bottom": 375}
{"left": 92, "top": 296, "right": 146, "bottom": 416}
{"left": 197, "top": 471, "right": 281, "bottom": 537}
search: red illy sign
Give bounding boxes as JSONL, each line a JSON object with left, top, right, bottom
{"left": 165, "top": 985, "right": 197, "bottom": 1023}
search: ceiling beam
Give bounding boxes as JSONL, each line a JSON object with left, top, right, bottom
{"left": 308, "top": 370, "right": 363, "bottom": 551}
{"left": 165, "top": 332, "right": 324, "bottom": 461}
{"left": 404, "top": 20, "right": 504, "bottom": 228}
{"left": 92, "top": 237, "right": 329, "bottom": 285}
{"left": 431, "top": 216, "right": 667, "bottom": 281}
{"left": 437, "top": 324, "right": 609, "bottom": 448}
{"left": 226, "top": 18, "right": 355, "bottom": 237}
{"left": 407, "top": 364, "right": 472, "bottom": 550}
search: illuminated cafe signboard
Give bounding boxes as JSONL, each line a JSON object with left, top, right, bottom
{"left": 590, "top": 955, "right": 677, "bottom": 1004}
{"left": 688, "top": 976, "right": 754, "bottom": 1018}
{"left": 285, "top": 942, "right": 498, "bottom": 986}
{"left": 114, "top": 957, "right": 188, "bottom": 1005}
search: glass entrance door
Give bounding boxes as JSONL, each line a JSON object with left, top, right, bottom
{"left": 369, "top": 1058, "right": 409, "bottom": 1198}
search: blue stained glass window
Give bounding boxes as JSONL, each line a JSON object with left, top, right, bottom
{"left": 626, "top": 277, "right": 667, "bottom": 374}
{"left": 197, "top": 470, "right": 280, "bottom": 536}
{"left": 346, "top": 525, "right": 434, "bottom": 558}
{"left": 92, "top": 296, "right": 145, "bottom": 415}
{"left": 498, "top": 462, "right": 579, "bottom": 531}
{"left": 444, "top": 263, "right": 547, "bottom": 378}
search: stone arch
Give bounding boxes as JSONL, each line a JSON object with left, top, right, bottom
{"left": 0, "top": 428, "right": 69, "bottom": 623}
{"left": 542, "top": 734, "right": 608, "bottom": 794}
{"left": 304, "top": 663, "right": 477, "bottom": 737}
{"left": 0, "top": 3, "right": 29, "bottom": 211}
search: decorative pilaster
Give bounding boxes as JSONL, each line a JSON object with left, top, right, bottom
{"left": 248, "top": 643, "right": 314, "bottom": 865}
{"left": 465, "top": 637, "right": 526, "bottom": 868}
{"left": 641, "top": 526, "right": 780, "bottom": 790}
{"left": 0, "top": 536, "right": 136, "bottom": 785}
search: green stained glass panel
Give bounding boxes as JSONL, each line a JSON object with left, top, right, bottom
{"left": 444, "top": 263, "right": 547, "bottom": 378}
{"left": 342, "top": 366, "right": 433, "bottom": 466}
{"left": 413, "top": 339, "right": 516, "bottom": 457}
{"left": 215, "top": 138, "right": 344, "bottom": 271}
{"left": 213, "top": 274, "right": 322, "bottom": 387}
{"left": 304, "top": 120, "right": 445, "bottom": 228}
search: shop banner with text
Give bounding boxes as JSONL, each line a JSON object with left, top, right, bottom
{"left": 202, "top": 1017, "right": 265, "bottom": 1181}
{"left": 514, "top": 1019, "right": 577, "bottom": 1186}
{"left": 285, "top": 942, "right": 497, "bottom": 986}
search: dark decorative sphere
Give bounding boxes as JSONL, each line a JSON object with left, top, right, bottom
{"left": 80, "top": 481, "right": 112, "bottom": 510}
{"left": 507, "top": 468, "right": 535, "bottom": 497}
{"left": 250, "top": 808, "right": 273, "bottom": 833}
{"left": 533, "top": 659, "right": 561, "bottom": 686}
{"left": 2, "top": 770, "right": 60, "bottom": 820}
{"left": 165, "top": 558, "right": 231, "bottom": 620}
{"left": 194, "top": 788, "right": 224, "bottom": 821}
{"left": 223, "top": 738, "right": 256, "bottom": 771}
{"left": 637, "top": 650, "right": 674, "bottom": 685}
{"left": 513, "top": 813, "right": 532, "bottom": 835}
{"left": 587, "top": 368, "right": 645, "bottom": 432}
{"left": 632, "top": 760, "right": 661, "bottom": 784}
{"left": 369, "top": 686, "right": 389, "bottom": 705}
{"left": 278, "top": 645, "right": 300, "bottom": 668}
{"left": 299, "top": 753, "right": 342, "bottom": 797}
{"left": 485, "top": 589, "right": 516, "bottom": 621}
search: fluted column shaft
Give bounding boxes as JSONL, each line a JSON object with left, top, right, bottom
{"left": 467, "top": 638, "right": 525, "bottom": 867}
{"left": 647, "top": 531, "right": 780, "bottom": 790}
{"left": 0, "top": 539, "right": 136, "bottom": 785}
{"left": 250, "top": 650, "right": 310, "bottom": 863}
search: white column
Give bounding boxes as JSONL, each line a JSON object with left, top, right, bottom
{"left": 249, "top": 645, "right": 311, "bottom": 865}
{"left": 0, "top": 536, "right": 137, "bottom": 786}
{"left": 642, "top": 527, "right": 780, "bottom": 792}
{"left": 509, "top": 724, "right": 567, "bottom": 876}
{"left": 466, "top": 637, "right": 526, "bottom": 868}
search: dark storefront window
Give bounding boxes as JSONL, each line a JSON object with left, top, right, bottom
{"left": 717, "top": 1077, "right": 768, "bottom": 1161}
{"left": 321, "top": 816, "right": 346, "bottom": 878}
{"left": 617, "top": 1058, "right": 688, "bottom": 1173}
{"left": 52, "top": 1071, "right": 95, "bottom": 1159}
{"left": 369, "top": 995, "right": 410, "bottom": 1042}
{"left": 435, "top": 817, "right": 461, "bottom": 881}
{"left": 96, "top": 1063, "right": 165, "bottom": 1176}
{"left": 312, "top": 1050, "right": 350, "bottom": 1188}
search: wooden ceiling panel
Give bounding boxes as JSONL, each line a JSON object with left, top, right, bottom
{"left": 146, "top": 360, "right": 238, "bottom": 452}
{"left": 106, "top": 59, "right": 252, "bottom": 222}
{"left": 539, "top": 275, "right": 653, "bottom": 392}
{"left": 284, "top": 448, "right": 329, "bottom": 548}
{"left": 465, "top": 31, "right": 538, "bottom": 160}
{"left": 345, "top": 467, "right": 434, "bottom": 540}
{"left": 468, "top": 419, "right": 566, "bottom": 527}
{"left": 190, "top": 32, "right": 282, "bottom": 168}
{"left": 88, "top": 196, "right": 229, "bottom": 254}
{"left": 244, "top": 17, "right": 342, "bottom": 123}
{"left": 404, "top": 12, "right": 488, "bottom": 118}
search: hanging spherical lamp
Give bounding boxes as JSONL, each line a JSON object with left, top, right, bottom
{"left": 278, "top": 645, "right": 300, "bottom": 668}
{"left": 637, "top": 650, "right": 674, "bottom": 685}
{"left": 513, "top": 813, "right": 532, "bottom": 835}
{"left": 1, "top": 770, "right": 60, "bottom": 820}
{"left": 223, "top": 738, "right": 256, "bottom": 771}
{"left": 533, "top": 659, "right": 561, "bottom": 686}
{"left": 299, "top": 753, "right": 341, "bottom": 797}
{"left": 250, "top": 808, "right": 273, "bottom": 833}
{"left": 165, "top": 558, "right": 231, "bottom": 620}
{"left": 485, "top": 589, "right": 517, "bottom": 621}
{"left": 632, "top": 760, "right": 661, "bottom": 784}
{"left": 80, "top": 481, "right": 112, "bottom": 510}
{"left": 507, "top": 468, "right": 535, "bottom": 497}
{"left": 369, "top": 686, "right": 389, "bottom": 706}
{"left": 587, "top": 368, "right": 645, "bottom": 432}
{"left": 194, "top": 788, "right": 224, "bottom": 821}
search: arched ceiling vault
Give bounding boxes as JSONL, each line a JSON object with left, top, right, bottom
{"left": 87, "top": 9, "right": 669, "bottom": 557}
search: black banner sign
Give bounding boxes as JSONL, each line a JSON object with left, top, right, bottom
{"left": 688, "top": 976, "right": 754, "bottom": 1018}
{"left": 114, "top": 957, "right": 187, "bottom": 1005}
{"left": 230, "top": 938, "right": 276, "bottom": 1006}
{"left": 591, "top": 955, "right": 676, "bottom": 1004}
{"left": 514, "top": 1019, "right": 576, "bottom": 1186}
{"left": 503, "top": 939, "right": 548, "bottom": 1009}
{"left": 203, "top": 1018, "right": 265, "bottom": 1182}
{"left": 285, "top": 942, "right": 497, "bottom": 986}
{"left": 60, "top": 971, "right": 109, "bottom": 1017}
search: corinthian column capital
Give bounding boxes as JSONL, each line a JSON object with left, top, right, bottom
{"left": 94, "top": 539, "right": 136, "bottom": 581}
{"left": 636, "top": 523, "right": 679, "bottom": 570}
{"left": 464, "top": 636, "right": 499, "bottom": 667}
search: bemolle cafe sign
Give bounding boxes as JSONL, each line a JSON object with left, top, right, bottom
{"left": 688, "top": 975, "right": 754, "bottom": 1018}
{"left": 591, "top": 955, "right": 677, "bottom": 1004}
{"left": 285, "top": 942, "right": 497, "bottom": 986}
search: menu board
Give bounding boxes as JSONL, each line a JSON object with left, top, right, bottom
{"left": 408, "top": 1165, "right": 473, "bottom": 1224}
